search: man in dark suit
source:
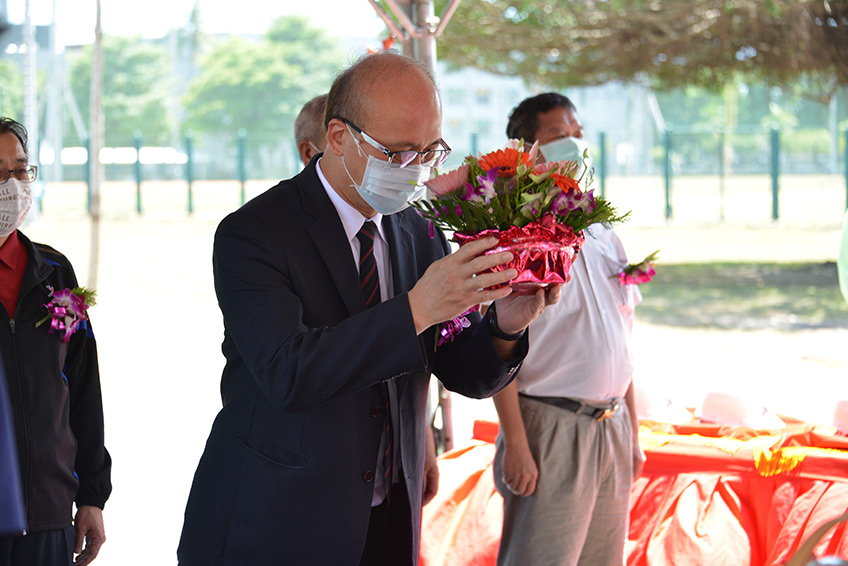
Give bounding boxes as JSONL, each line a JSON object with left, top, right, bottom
{"left": 178, "top": 52, "right": 560, "bottom": 566}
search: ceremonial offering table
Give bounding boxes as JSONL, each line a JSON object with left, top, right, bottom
{"left": 419, "top": 418, "right": 848, "bottom": 566}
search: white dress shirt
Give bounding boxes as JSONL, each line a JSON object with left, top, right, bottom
{"left": 516, "top": 224, "right": 641, "bottom": 402}
{"left": 316, "top": 160, "right": 393, "bottom": 301}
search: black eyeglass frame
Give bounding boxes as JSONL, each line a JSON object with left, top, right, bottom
{"left": 336, "top": 117, "right": 451, "bottom": 168}
{"left": 0, "top": 165, "right": 38, "bottom": 183}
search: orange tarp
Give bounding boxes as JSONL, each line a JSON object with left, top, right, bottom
{"left": 420, "top": 419, "right": 848, "bottom": 566}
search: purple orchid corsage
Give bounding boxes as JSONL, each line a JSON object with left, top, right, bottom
{"left": 35, "top": 286, "right": 97, "bottom": 342}
{"left": 436, "top": 305, "right": 480, "bottom": 349}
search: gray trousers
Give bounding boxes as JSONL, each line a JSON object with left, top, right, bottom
{"left": 494, "top": 395, "right": 634, "bottom": 566}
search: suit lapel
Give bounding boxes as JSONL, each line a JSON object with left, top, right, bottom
{"left": 299, "top": 163, "right": 366, "bottom": 316}
{"left": 384, "top": 213, "right": 416, "bottom": 296}
{"left": 384, "top": 213, "right": 425, "bottom": 401}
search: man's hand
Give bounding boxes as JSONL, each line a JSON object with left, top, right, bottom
{"left": 501, "top": 438, "right": 539, "bottom": 497}
{"left": 422, "top": 425, "right": 440, "bottom": 505}
{"left": 492, "top": 284, "right": 563, "bottom": 336}
{"left": 73, "top": 505, "right": 105, "bottom": 566}
{"left": 408, "top": 237, "right": 518, "bottom": 335}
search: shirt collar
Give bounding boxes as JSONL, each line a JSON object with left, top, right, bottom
{"left": 315, "top": 158, "right": 386, "bottom": 244}
{"left": 0, "top": 230, "right": 24, "bottom": 270}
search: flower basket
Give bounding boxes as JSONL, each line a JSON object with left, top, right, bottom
{"left": 413, "top": 140, "right": 629, "bottom": 294}
{"left": 454, "top": 215, "right": 585, "bottom": 295}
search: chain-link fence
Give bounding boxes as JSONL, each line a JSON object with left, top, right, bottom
{"left": 33, "top": 126, "right": 848, "bottom": 221}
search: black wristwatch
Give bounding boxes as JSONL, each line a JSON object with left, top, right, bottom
{"left": 486, "top": 302, "right": 526, "bottom": 341}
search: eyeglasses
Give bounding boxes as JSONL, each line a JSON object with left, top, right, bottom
{"left": 1, "top": 165, "right": 37, "bottom": 183}
{"left": 338, "top": 118, "right": 451, "bottom": 168}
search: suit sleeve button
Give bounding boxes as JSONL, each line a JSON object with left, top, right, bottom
{"left": 363, "top": 471, "right": 375, "bottom": 483}
{"left": 371, "top": 406, "right": 383, "bottom": 418}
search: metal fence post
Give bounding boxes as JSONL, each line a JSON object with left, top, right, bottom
{"left": 718, "top": 130, "right": 725, "bottom": 222}
{"left": 598, "top": 131, "right": 606, "bottom": 197}
{"left": 185, "top": 133, "right": 194, "bottom": 215}
{"left": 664, "top": 128, "right": 672, "bottom": 219}
{"left": 771, "top": 126, "right": 779, "bottom": 220}
{"left": 238, "top": 129, "right": 247, "bottom": 206}
{"left": 36, "top": 138, "right": 43, "bottom": 213}
{"left": 85, "top": 137, "right": 91, "bottom": 214}
{"left": 134, "top": 131, "right": 143, "bottom": 214}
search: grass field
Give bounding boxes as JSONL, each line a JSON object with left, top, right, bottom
{"left": 638, "top": 262, "right": 848, "bottom": 330}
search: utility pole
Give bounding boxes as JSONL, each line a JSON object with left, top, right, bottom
{"left": 46, "top": 0, "right": 63, "bottom": 184}
{"left": 366, "top": 0, "right": 460, "bottom": 73}
{"left": 22, "top": 0, "right": 37, "bottom": 163}
{"left": 88, "top": 0, "right": 103, "bottom": 288}
{"left": 365, "top": 0, "right": 462, "bottom": 453}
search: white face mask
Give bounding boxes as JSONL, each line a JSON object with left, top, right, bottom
{"left": 343, "top": 132, "right": 431, "bottom": 215}
{"left": 0, "top": 179, "right": 32, "bottom": 237}
{"left": 539, "top": 136, "right": 592, "bottom": 179}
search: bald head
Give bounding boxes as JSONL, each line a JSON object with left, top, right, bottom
{"left": 324, "top": 52, "right": 439, "bottom": 132}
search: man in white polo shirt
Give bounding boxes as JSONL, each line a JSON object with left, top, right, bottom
{"left": 492, "top": 93, "right": 644, "bottom": 566}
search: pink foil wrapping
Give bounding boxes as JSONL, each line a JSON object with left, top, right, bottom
{"left": 454, "top": 216, "right": 585, "bottom": 295}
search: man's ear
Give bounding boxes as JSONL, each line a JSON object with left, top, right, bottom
{"left": 297, "top": 140, "right": 315, "bottom": 167}
{"left": 326, "top": 118, "right": 347, "bottom": 156}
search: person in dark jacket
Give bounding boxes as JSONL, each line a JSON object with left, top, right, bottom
{"left": 0, "top": 117, "right": 111, "bottom": 566}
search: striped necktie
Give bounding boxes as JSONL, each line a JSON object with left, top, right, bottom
{"left": 356, "top": 221, "right": 392, "bottom": 498}
{"left": 356, "top": 221, "right": 381, "bottom": 309}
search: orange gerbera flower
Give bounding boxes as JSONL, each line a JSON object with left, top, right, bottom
{"left": 551, "top": 173, "right": 581, "bottom": 193}
{"left": 478, "top": 148, "right": 533, "bottom": 178}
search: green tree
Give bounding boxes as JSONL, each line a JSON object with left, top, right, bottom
{"left": 436, "top": 0, "right": 848, "bottom": 102}
{"left": 0, "top": 60, "right": 23, "bottom": 119}
{"left": 182, "top": 15, "right": 343, "bottom": 139}
{"left": 68, "top": 35, "right": 171, "bottom": 146}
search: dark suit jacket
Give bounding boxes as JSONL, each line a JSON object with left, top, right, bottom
{"left": 178, "top": 158, "right": 526, "bottom": 565}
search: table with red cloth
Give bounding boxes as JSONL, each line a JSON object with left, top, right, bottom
{"left": 419, "top": 418, "right": 848, "bottom": 566}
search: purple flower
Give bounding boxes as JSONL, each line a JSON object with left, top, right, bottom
{"left": 520, "top": 200, "right": 541, "bottom": 217}
{"left": 462, "top": 168, "right": 498, "bottom": 204}
{"left": 552, "top": 191, "right": 577, "bottom": 214}
{"left": 35, "top": 287, "right": 96, "bottom": 343}
{"left": 436, "top": 306, "right": 479, "bottom": 348}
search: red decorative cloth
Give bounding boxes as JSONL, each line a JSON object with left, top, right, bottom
{"left": 419, "top": 419, "right": 848, "bottom": 566}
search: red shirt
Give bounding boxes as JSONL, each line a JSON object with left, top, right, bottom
{"left": 0, "top": 230, "right": 28, "bottom": 317}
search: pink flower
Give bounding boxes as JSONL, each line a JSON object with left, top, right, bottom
{"left": 617, "top": 263, "right": 656, "bottom": 286}
{"left": 425, "top": 165, "right": 469, "bottom": 197}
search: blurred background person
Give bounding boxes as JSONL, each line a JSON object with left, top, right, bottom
{"left": 294, "top": 93, "right": 329, "bottom": 167}
{"left": 492, "top": 93, "right": 643, "bottom": 566}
